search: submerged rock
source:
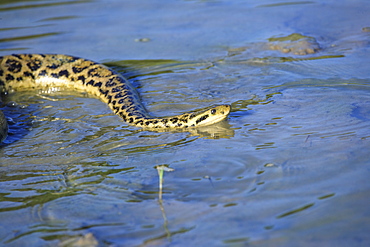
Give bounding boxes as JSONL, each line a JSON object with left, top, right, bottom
{"left": 267, "top": 33, "right": 321, "bottom": 55}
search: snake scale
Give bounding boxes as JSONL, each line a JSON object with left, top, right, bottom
{"left": 0, "top": 54, "right": 231, "bottom": 142}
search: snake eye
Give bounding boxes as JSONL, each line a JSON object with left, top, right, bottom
{"left": 211, "top": 109, "right": 216, "bottom": 114}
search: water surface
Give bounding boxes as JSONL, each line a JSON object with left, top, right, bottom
{"left": 1, "top": 0, "right": 370, "bottom": 246}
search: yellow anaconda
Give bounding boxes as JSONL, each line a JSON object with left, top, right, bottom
{"left": 0, "top": 54, "right": 231, "bottom": 142}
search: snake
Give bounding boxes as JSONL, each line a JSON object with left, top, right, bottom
{"left": 0, "top": 54, "right": 231, "bottom": 142}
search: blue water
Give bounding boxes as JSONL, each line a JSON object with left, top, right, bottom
{"left": 1, "top": 0, "right": 370, "bottom": 246}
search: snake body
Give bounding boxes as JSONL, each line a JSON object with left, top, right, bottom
{"left": 0, "top": 54, "right": 230, "bottom": 142}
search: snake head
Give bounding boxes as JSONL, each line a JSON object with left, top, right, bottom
{"left": 188, "top": 104, "right": 231, "bottom": 127}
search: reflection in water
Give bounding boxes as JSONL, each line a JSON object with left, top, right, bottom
{"left": 155, "top": 165, "right": 174, "bottom": 240}
{"left": 0, "top": 162, "right": 134, "bottom": 213}
{"left": 276, "top": 203, "right": 315, "bottom": 219}
{"left": 231, "top": 93, "right": 278, "bottom": 112}
{"left": 0, "top": 0, "right": 91, "bottom": 11}
{"left": 1, "top": 0, "right": 370, "bottom": 245}
{"left": 58, "top": 233, "right": 98, "bottom": 247}
{"left": 187, "top": 120, "right": 234, "bottom": 139}
{"left": 0, "top": 160, "right": 137, "bottom": 245}
{"left": 0, "top": 0, "right": 91, "bottom": 52}
{"left": 0, "top": 32, "right": 62, "bottom": 45}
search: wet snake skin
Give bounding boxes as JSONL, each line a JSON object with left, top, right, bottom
{"left": 0, "top": 54, "right": 231, "bottom": 141}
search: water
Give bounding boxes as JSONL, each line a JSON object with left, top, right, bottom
{"left": 1, "top": 0, "right": 370, "bottom": 246}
